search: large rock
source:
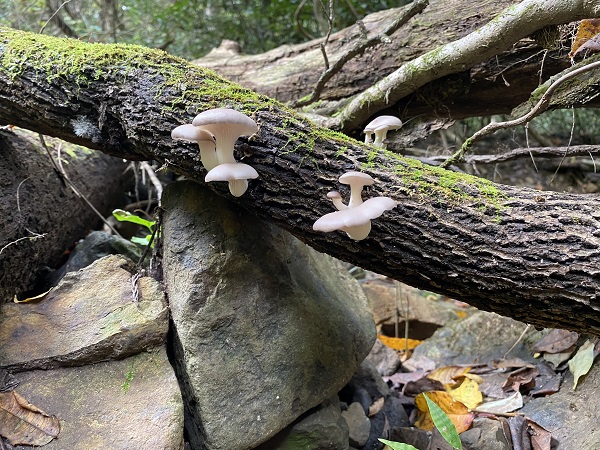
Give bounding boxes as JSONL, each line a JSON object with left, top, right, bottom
{"left": 0, "top": 255, "right": 168, "bottom": 371}
{"left": 12, "top": 348, "right": 184, "bottom": 450}
{"left": 162, "top": 181, "right": 375, "bottom": 450}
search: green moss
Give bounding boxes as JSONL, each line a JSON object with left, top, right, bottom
{"left": 1, "top": 28, "right": 509, "bottom": 217}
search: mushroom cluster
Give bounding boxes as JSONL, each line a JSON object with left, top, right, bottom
{"left": 171, "top": 108, "right": 259, "bottom": 197}
{"left": 363, "top": 116, "right": 402, "bottom": 149}
{"left": 313, "top": 171, "right": 397, "bottom": 241}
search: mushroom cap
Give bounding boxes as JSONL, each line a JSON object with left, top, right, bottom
{"left": 313, "top": 196, "right": 396, "bottom": 232}
{"left": 192, "top": 108, "right": 258, "bottom": 137}
{"left": 364, "top": 115, "right": 402, "bottom": 133}
{"left": 171, "top": 124, "right": 215, "bottom": 142}
{"left": 339, "top": 171, "right": 375, "bottom": 187}
{"left": 205, "top": 162, "right": 259, "bottom": 182}
{"left": 327, "top": 191, "right": 342, "bottom": 199}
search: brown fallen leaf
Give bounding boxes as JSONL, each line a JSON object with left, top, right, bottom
{"left": 368, "top": 397, "right": 385, "bottom": 417}
{"left": 503, "top": 366, "right": 539, "bottom": 393}
{"left": 533, "top": 329, "right": 579, "bottom": 354}
{"left": 0, "top": 391, "right": 60, "bottom": 446}
{"left": 377, "top": 334, "right": 421, "bottom": 352}
{"left": 528, "top": 419, "right": 552, "bottom": 450}
{"left": 570, "top": 18, "right": 600, "bottom": 58}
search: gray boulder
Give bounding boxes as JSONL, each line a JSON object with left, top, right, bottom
{"left": 162, "top": 181, "right": 375, "bottom": 450}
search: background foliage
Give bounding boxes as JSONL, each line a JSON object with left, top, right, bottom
{"left": 0, "top": 0, "right": 400, "bottom": 58}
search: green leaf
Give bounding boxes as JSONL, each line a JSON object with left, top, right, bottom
{"left": 423, "top": 393, "right": 462, "bottom": 450}
{"left": 130, "top": 236, "right": 150, "bottom": 246}
{"left": 112, "top": 209, "right": 155, "bottom": 231}
{"left": 569, "top": 339, "right": 597, "bottom": 390}
{"left": 378, "top": 438, "right": 419, "bottom": 450}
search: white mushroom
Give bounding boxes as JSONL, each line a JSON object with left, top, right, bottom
{"left": 192, "top": 108, "right": 259, "bottom": 196}
{"left": 205, "top": 162, "right": 258, "bottom": 197}
{"left": 363, "top": 116, "right": 402, "bottom": 149}
{"left": 192, "top": 108, "right": 258, "bottom": 165}
{"left": 171, "top": 124, "right": 218, "bottom": 171}
{"left": 339, "top": 171, "right": 375, "bottom": 208}
{"left": 313, "top": 196, "right": 397, "bottom": 241}
{"left": 327, "top": 191, "right": 348, "bottom": 211}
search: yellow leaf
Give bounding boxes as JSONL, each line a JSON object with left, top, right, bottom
{"left": 377, "top": 334, "right": 421, "bottom": 351}
{"left": 448, "top": 377, "right": 482, "bottom": 410}
{"left": 13, "top": 288, "right": 53, "bottom": 303}
{"left": 414, "top": 391, "right": 473, "bottom": 433}
{"left": 427, "top": 365, "right": 471, "bottom": 387}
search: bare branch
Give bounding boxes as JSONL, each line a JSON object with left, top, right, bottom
{"left": 294, "top": 0, "right": 427, "bottom": 108}
{"left": 426, "top": 145, "right": 600, "bottom": 165}
{"left": 442, "top": 60, "right": 600, "bottom": 168}
{"left": 329, "top": 0, "right": 600, "bottom": 132}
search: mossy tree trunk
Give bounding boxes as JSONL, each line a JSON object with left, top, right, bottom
{"left": 0, "top": 28, "right": 599, "bottom": 334}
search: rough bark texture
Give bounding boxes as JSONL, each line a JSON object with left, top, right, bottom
{"left": 0, "top": 28, "right": 599, "bottom": 334}
{"left": 0, "top": 128, "right": 130, "bottom": 301}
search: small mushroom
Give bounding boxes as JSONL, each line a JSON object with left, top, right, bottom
{"left": 313, "top": 171, "right": 397, "bottom": 240}
{"left": 192, "top": 108, "right": 258, "bottom": 165}
{"left": 327, "top": 191, "right": 348, "bottom": 211}
{"left": 205, "top": 162, "right": 258, "bottom": 197}
{"left": 313, "top": 196, "right": 397, "bottom": 241}
{"left": 339, "top": 171, "right": 375, "bottom": 208}
{"left": 363, "top": 116, "right": 402, "bottom": 149}
{"left": 171, "top": 124, "right": 218, "bottom": 171}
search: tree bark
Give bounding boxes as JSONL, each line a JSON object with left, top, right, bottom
{"left": 0, "top": 128, "right": 130, "bottom": 301}
{"left": 0, "top": 28, "right": 599, "bottom": 334}
{"left": 194, "top": 0, "right": 580, "bottom": 126}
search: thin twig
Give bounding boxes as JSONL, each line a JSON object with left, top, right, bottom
{"left": 294, "top": 0, "right": 428, "bottom": 107}
{"left": 318, "top": 0, "right": 334, "bottom": 70}
{"left": 39, "top": 135, "right": 123, "bottom": 237}
{"left": 0, "top": 234, "right": 47, "bottom": 256}
{"left": 442, "top": 60, "right": 600, "bottom": 168}
{"left": 139, "top": 161, "right": 163, "bottom": 206}
{"left": 40, "top": 0, "right": 73, "bottom": 34}
{"left": 424, "top": 144, "right": 600, "bottom": 165}
{"left": 503, "top": 324, "right": 531, "bottom": 359}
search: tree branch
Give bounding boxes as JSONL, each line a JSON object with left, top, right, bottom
{"left": 330, "top": 0, "right": 600, "bottom": 132}
{"left": 1, "top": 28, "right": 600, "bottom": 334}
{"left": 293, "top": 0, "right": 428, "bottom": 108}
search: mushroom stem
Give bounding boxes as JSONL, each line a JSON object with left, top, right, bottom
{"left": 344, "top": 221, "right": 371, "bottom": 241}
{"left": 364, "top": 132, "right": 374, "bottom": 144}
{"left": 348, "top": 184, "right": 364, "bottom": 208}
{"left": 373, "top": 131, "right": 386, "bottom": 148}
{"left": 229, "top": 179, "right": 249, "bottom": 197}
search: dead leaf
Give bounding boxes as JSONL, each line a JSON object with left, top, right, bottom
{"left": 368, "top": 397, "right": 385, "bottom": 417}
{"left": 533, "top": 329, "right": 579, "bottom": 354}
{"left": 377, "top": 334, "right": 421, "bottom": 352}
{"left": 427, "top": 365, "right": 471, "bottom": 387}
{"left": 528, "top": 419, "right": 552, "bottom": 450}
{"left": 530, "top": 362, "right": 561, "bottom": 397}
{"left": 570, "top": 19, "right": 600, "bottom": 57}
{"left": 403, "top": 377, "right": 445, "bottom": 397}
{"left": 0, "top": 391, "right": 60, "bottom": 446}
{"left": 474, "top": 391, "right": 523, "bottom": 414}
{"left": 448, "top": 377, "right": 482, "bottom": 410}
{"left": 414, "top": 390, "right": 473, "bottom": 433}
{"left": 490, "top": 357, "right": 536, "bottom": 371}
{"left": 13, "top": 288, "right": 53, "bottom": 303}
{"left": 569, "top": 339, "right": 598, "bottom": 389}
{"left": 502, "top": 366, "right": 539, "bottom": 393}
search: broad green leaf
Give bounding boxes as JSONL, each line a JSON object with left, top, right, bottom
{"left": 423, "top": 393, "right": 463, "bottom": 450}
{"left": 569, "top": 339, "right": 597, "bottom": 389}
{"left": 112, "top": 209, "right": 155, "bottom": 231}
{"left": 378, "top": 438, "right": 419, "bottom": 450}
{"left": 130, "top": 236, "right": 151, "bottom": 246}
